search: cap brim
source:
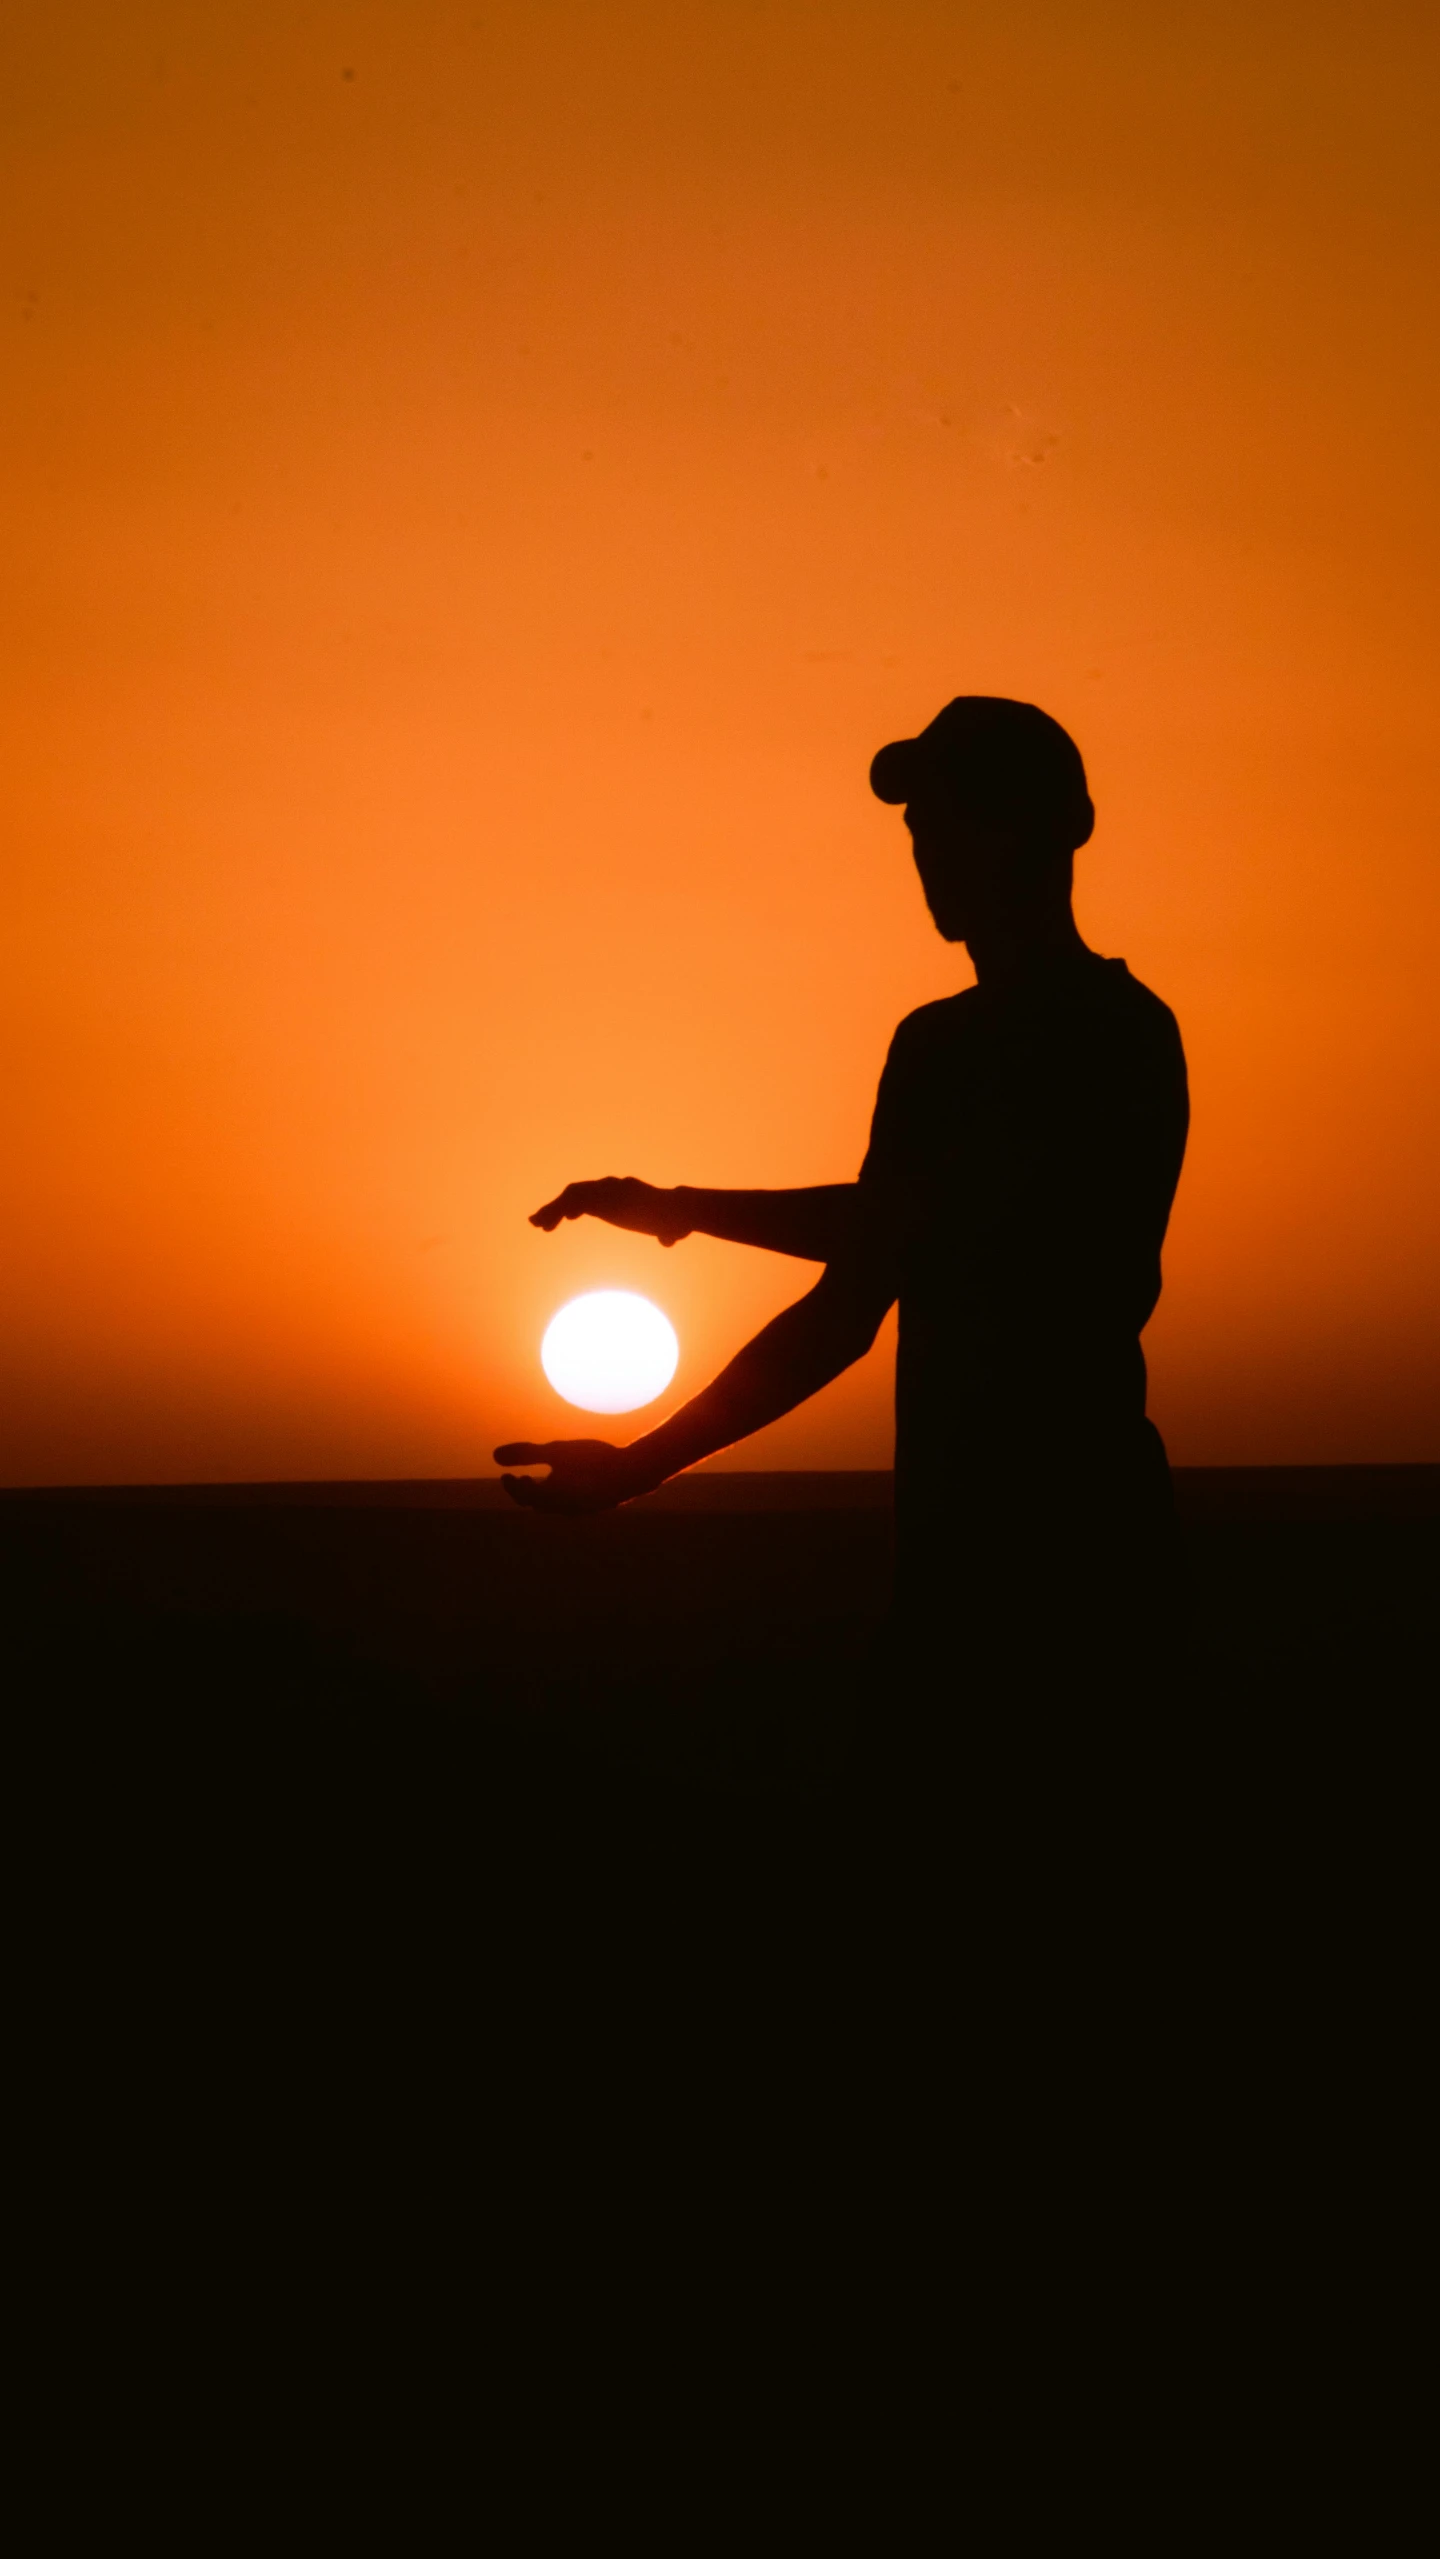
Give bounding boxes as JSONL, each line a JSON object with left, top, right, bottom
{"left": 868, "top": 739, "right": 921, "bottom": 804}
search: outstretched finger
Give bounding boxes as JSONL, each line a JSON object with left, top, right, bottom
{"left": 493, "top": 1441, "right": 555, "bottom": 1468}
{"left": 529, "top": 1192, "right": 571, "bottom": 1230}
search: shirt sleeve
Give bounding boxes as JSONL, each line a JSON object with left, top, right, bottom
{"left": 858, "top": 1016, "right": 920, "bottom": 1193}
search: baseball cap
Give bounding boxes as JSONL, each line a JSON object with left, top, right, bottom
{"left": 869, "top": 696, "right": 1094, "bottom": 848}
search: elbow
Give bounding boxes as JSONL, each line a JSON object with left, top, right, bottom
{"left": 815, "top": 1288, "right": 889, "bottom": 1370}
{"left": 837, "top": 1311, "right": 886, "bottom": 1366}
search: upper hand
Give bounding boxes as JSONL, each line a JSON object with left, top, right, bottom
{"left": 528, "top": 1177, "right": 692, "bottom": 1247}
{"left": 493, "top": 1438, "right": 656, "bottom": 1516}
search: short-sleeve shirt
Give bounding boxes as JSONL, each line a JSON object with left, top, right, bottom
{"left": 856, "top": 949, "right": 1188, "bottom": 1545}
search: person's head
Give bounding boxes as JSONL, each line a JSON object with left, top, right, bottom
{"left": 870, "top": 697, "right": 1093, "bottom": 946}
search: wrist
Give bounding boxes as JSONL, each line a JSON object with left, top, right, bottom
{"left": 662, "top": 1186, "right": 696, "bottom": 1245}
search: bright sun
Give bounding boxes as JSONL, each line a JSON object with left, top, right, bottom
{"left": 541, "top": 1291, "right": 679, "bottom": 1415}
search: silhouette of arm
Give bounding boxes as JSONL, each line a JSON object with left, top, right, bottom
{"left": 674, "top": 1185, "right": 858, "bottom": 1259}
{"left": 530, "top": 1178, "right": 857, "bottom": 1262}
{"left": 496, "top": 1247, "right": 895, "bottom": 1514}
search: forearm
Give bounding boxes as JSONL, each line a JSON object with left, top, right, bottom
{"left": 625, "top": 1277, "right": 878, "bottom": 1489}
{"left": 672, "top": 1184, "right": 858, "bottom": 1262}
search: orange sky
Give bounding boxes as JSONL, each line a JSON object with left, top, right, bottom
{"left": 3, "top": 0, "right": 1437, "bottom": 1483}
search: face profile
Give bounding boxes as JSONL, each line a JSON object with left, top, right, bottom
{"left": 901, "top": 795, "right": 1069, "bottom": 947}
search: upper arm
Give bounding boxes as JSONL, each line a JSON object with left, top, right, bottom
{"left": 793, "top": 1007, "right": 939, "bottom": 1355}
{"left": 838, "top": 1015, "right": 935, "bottom": 1337}
{"left": 1126, "top": 1005, "right": 1190, "bottom": 1232}
{"left": 801, "top": 1250, "right": 895, "bottom": 1364}
{"left": 812, "top": 1157, "right": 903, "bottom": 1355}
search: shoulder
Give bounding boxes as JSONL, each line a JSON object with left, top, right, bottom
{"left": 882, "top": 990, "right": 980, "bottom": 1070}
{"left": 1093, "top": 960, "right": 1185, "bottom": 1061}
{"left": 863, "top": 992, "right": 977, "bottom": 1161}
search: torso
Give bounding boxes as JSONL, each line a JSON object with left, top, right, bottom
{"left": 860, "top": 950, "right": 1189, "bottom": 1543}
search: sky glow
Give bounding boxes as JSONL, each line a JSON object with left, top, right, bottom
{"left": 1, "top": 3, "right": 1436, "bottom": 1481}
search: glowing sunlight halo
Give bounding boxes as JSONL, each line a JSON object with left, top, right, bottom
{"left": 541, "top": 1291, "right": 679, "bottom": 1415}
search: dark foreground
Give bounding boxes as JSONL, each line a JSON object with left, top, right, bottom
{"left": 6, "top": 1466, "right": 1435, "bottom": 1790}
{"left": 9, "top": 1469, "right": 1433, "bottom": 2330}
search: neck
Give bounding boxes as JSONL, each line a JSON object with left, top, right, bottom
{"left": 964, "top": 901, "right": 1088, "bottom": 991}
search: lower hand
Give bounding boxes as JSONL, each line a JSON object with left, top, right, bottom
{"left": 528, "top": 1177, "right": 692, "bottom": 1247}
{"left": 493, "top": 1438, "right": 656, "bottom": 1515}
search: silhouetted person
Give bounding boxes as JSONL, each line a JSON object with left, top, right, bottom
{"left": 497, "top": 698, "right": 1188, "bottom": 1739}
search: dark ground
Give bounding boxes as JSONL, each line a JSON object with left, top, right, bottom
{"left": 9, "top": 1468, "right": 1432, "bottom": 2329}
{"left": 5, "top": 1463, "right": 1434, "bottom": 1995}
{"left": 5, "top": 1465, "right": 1434, "bottom": 1786}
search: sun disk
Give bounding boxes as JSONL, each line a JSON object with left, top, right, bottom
{"left": 540, "top": 1291, "right": 679, "bottom": 1414}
